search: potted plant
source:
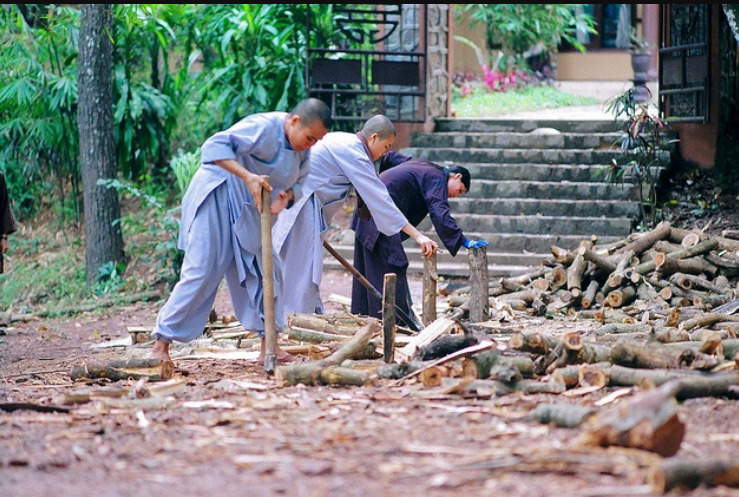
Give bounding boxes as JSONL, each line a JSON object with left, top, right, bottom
{"left": 603, "top": 88, "right": 677, "bottom": 229}
{"left": 629, "top": 27, "right": 652, "bottom": 102}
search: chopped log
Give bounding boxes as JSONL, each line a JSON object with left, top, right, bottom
{"left": 605, "top": 285, "right": 637, "bottom": 308}
{"left": 576, "top": 380, "right": 685, "bottom": 456}
{"left": 705, "top": 252, "right": 739, "bottom": 278}
{"left": 437, "top": 376, "right": 566, "bottom": 396}
{"left": 602, "top": 250, "right": 635, "bottom": 295}
{"left": 420, "top": 365, "right": 450, "bottom": 387}
{"left": 595, "top": 323, "right": 652, "bottom": 336}
{"left": 414, "top": 333, "right": 478, "bottom": 361}
{"left": 394, "top": 316, "right": 458, "bottom": 363}
{"left": 669, "top": 272, "right": 721, "bottom": 293}
{"left": 649, "top": 458, "right": 739, "bottom": 492}
{"left": 461, "top": 349, "right": 534, "bottom": 380}
{"left": 275, "top": 321, "right": 379, "bottom": 386}
{"left": 508, "top": 331, "right": 559, "bottom": 355}
{"left": 547, "top": 265, "right": 568, "bottom": 290}
{"left": 616, "top": 220, "right": 672, "bottom": 256}
{"left": 532, "top": 402, "right": 596, "bottom": 428}
{"left": 654, "top": 252, "right": 718, "bottom": 278}
{"left": 287, "top": 313, "right": 362, "bottom": 336}
{"left": 567, "top": 240, "right": 592, "bottom": 299}
{"left": 287, "top": 327, "right": 348, "bottom": 343}
{"left": 394, "top": 340, "right": 496, "bottom": 384}
{"left": 632, "top": 239, "right": 719, "bottom": 276}
{"left": 550, "top": 245, "right": 574, "bottom": 264}
{"left": 609, "top": 341, "right": 719, "bottom": 370}
{"left": 678, "top": 312, "right": 739, "bottom": 331}
{"left": 577, "top": 246, "right": 617, "bottom": 273}
{"left": 70, "top": 358, "right": 174, "bottom": 382}
{"left": 581, "top": 280, "right": 600, "bottom": 309}
{"left": 318, "top": 366, "right": 372, "bottom": 386}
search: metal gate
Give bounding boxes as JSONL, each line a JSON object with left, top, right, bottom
{"left": 305, "top": 5, "right": 427, "bottom": 127}
{"left": 659, "top": 4, "right": 711, "bottom": 123}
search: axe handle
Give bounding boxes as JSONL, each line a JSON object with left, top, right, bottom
{"left": 323, "top": 240, "right": 383, "bottom": 302}
{"left": 322, "top": 240, "right": 421, "bottom": 331}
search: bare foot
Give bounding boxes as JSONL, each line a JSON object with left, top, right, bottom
{"left": 257, "top": 339, "right": 295, "bottom": 363}
{"left": 150, "top": 339, "right": 173, "bottom": 365}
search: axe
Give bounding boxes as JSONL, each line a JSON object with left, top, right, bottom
{"left": 322, "top": 239, "right": 423, "bottom": 331}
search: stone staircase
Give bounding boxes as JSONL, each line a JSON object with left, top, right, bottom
{"left": 323, "top": 116, "right": 652, "bottom": 278}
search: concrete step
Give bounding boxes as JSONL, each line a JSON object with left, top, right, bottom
{"left": 472, "top": 179, "right": 641, "bottom": 201}
{"left": 409, "top": 131, "right": 624, "bottom": 150}
{"left": 403, "top": 146, "right": 624, "bottom": 165}
{"left": 432, "top": 118, "right": 624, "bottom": 133}
{"left": 417, "top": 213, "right": 633, "bottom": 237}
{"left": 459, "top": 163, "right": 615, "bottom": 183}
{"left": 449, "top": 198, "right": 640, "bottom": 218}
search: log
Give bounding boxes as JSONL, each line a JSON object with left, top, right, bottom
{"left": 532, "top": 402, "right": 596, "bottom": 428}
{"left": 414, "top": 333, "right": 478, "bottom": 361}
{"left": 275, "top": 321, "right": 379, "bottom": 386}
{"left": 70, "top": 358, "right": 174, "bottom": 382}
{"left": 605, "top": 285, "right": 637, "bottom": 308}
{"left": 632, "top": 239, "right": 719, "bottom": 276}
{"left": 649, "top": 458, "right": 739, "bottom": 492}
{"left": 566, "top": 240, "right": 592, "bottom": 298}
{"left": 654, "top": 252, "right": 718, "bottom": 278}
{"left": 437, "top": 377, "right": 566, "bottom": 396}
{"left": 581, "top": 280, "right": 600, "bottom": 309}
{"left": 576, "top": 380, "right": 685, "bottom": 456}
{"left": 461, "top": 349, "right": 534, "bottom": 380}
{"left": 577, "top": 246, "right": 617, "bottom": 273}
{"left": 616, "top": 220, "right": 671, "bottom": 256}
{"left": 679, "top": 312, "right": 739, "bottom": 331}
{"left": 394, "top": 316, "right": 458, "bottom": 363}
{"left": 287, "top": 313, "right": 362, "bottom": 336}
{"left": 610, "top": 341, "right": 719, "bottom": 371}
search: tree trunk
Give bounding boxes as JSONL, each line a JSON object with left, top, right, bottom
{"left": 78, "top": 4, "right": 124, "bottom": 285}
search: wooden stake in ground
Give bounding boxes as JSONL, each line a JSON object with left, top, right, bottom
{"left": 469, "top": 245, "right": 489, "bottom": 322}
{"left": 382, "top": 273, "right": 396, "bottom": 363}
{"left": 422, "top": 251, "right": 437, "bottom": 325}
{"left": 260, "top": 176, "right": 277, "bottom": 373}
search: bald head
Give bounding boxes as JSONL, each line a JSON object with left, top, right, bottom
{"left": 360, "top": 115, "right": 396, "bottom": 141}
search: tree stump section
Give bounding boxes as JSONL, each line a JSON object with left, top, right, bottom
{"left": 70, "top": 358, "right": 174, "bottom": 382}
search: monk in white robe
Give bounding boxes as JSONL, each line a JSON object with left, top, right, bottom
{"left": 273, "top": 115, "right": 438, "bottom": 315}
{"left": 150, "top": 98, "right": 332, "bottom": 365}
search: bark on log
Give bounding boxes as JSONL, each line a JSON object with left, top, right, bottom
{"left": 382, "top": 273, "right": 397, "bottom": 363}
{"left": 632, "top": 239, "right": 719, "bottom": 276}
{"left": 414, "top": 333, "right": 478, "bottom": 361}
{"left": 275, "top": 321, "right": 379, "bottom": 386}
{"left": 532, "top": 402, "right": 596, "bottom": 428}
{"left": 468, "top": 246, "right": 489, "bottom": 322}
{"left": 287, "top": 313, "right": 362, "bottom": 336}
{"left": 610, "top": 341, "right": 719, "bottom": 370}
{"left": 576, "top": 380, "right": 685, "bottom": 456}
{"left": 70, "top": 358, "right": 173, "bottom": 382}
{"left": 648, "top": 458, "right": 739, "bottom": 492}
{"left": 616, "top": 220, "right": 672, "bottom": 256}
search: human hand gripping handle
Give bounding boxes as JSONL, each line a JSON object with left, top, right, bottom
{"left": 244, "top": 170, "right": 272, "bottom": 213}
{"left": 463, "top": 238, "right": 488, "bottom": 249}
{"left": 415, "top": 233, "right": 438, "bottom": 258}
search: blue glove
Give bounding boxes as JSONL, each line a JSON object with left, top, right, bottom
{"left": 463, "top": 238, "right": 488, "bottom": 249}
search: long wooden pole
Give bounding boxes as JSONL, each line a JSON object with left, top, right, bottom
{"left": 260, "top": 176, "right": 276, "bottom": 373}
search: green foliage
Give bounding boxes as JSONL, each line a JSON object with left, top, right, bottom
{"left": 603, "top": 88, "right": 677, "bottom": 229}
{"left": 0, "top": 5, "right": 82, "bottom": 224}
{"left": 187, "top": 4, "right": 310, "bottom": 134}
{"left": 457, "top": 4, "right": 596, "bottom": 70}
{"left": 170, "top": 149, "right": 201, "bottom": 197}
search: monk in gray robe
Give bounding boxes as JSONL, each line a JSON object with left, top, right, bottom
{"left": 273, "top": 115, "right": 438, "bottom": 315}
{"left": 150, "top": 98, "right": 332, "bottom": 365}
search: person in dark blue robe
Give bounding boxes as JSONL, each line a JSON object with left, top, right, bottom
{"left": 350, "top": 150, "right": 487, "bottom": 321}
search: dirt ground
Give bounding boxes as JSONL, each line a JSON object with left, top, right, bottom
{"left": 2, "top": 264, "right": 739, "bottom": 497}
{"left": 3, "top": 170, "right": 739, "bottom": 497}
